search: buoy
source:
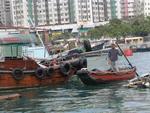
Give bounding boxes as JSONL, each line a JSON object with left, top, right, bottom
{"left": 123, "top": 48, "right": 133, "bottom": 56}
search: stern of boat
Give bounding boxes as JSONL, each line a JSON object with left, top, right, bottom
{"left": 76, "top": 69, "right": 99, "bottom": 85}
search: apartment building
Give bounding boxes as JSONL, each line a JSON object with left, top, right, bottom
{"left": 92, "top": 0, "right": 105, "bottom": 23}
{"left": 0, "top": 0, "right": 146, "bottom": 28}
{"left": 32, "top": 0, "right": 76, "bottom": 26}
{"left": 75, "top": 0, "right": 105, "bottom": 26}
{"left": 120, "top": 0, "right": 143, "bottom": 19}
{"left": 144, "top": 0, "right": 150, "bottom": 17}
{"left": 120, "top": 0, "right": 134, "bottom": 19}
{"left": 9, "top": 0, "right": 76, "bottom": 27}
{"left": 0, "top": 0, "right": 12, "bottom": 26}
{"left": 11, "top": 0, "right": 32, "bottom": 27}
{"left": 135, "top": 0, "right": 144, "bottom": 17}
{"left": 103, "top": 0, "right": 121, "bottom": 20}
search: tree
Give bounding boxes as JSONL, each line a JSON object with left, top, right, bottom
{"left": 87, "top": 26, "right": 103, "bottom": 39}
{"left": 87, "top": 17, "right": 150, "bottom": 40}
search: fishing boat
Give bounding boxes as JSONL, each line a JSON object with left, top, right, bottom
{"left": 76, "top": 68, "right": 136, "bottom": 85}
{"left": 124, "top": 73, "right": 150, "bottom": 88}
{"left": 0, "top": 34, "right": 87, "bottom": 89}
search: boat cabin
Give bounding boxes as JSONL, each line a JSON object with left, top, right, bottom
{"left": 125, "top": 37, "right": 143, "bottom": 45}
{"left": 0, "top": 33, "right": 50, "bottom": 59}
{"left": 0, "top": 34, "right": 34, "bottom": 59}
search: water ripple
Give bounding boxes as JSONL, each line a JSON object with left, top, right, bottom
{"left": 0, "top": 53, "right": 150, "bottom": 113}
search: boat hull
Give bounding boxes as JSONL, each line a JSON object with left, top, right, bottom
{"left": 77, "top": 68, "right": 136, "bottom": 85}
{"left": 0, "top": 70, "right": 70, "bottom": 89}
{"left": 0, "top": 57, "right": 85, "bottom": 89}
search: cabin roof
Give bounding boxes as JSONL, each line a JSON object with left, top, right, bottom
{"left": 0, "top": 33, "right": 36, "bottom": 45}
{"left": 125, "top": 37, "right": 143, "bottom": 40}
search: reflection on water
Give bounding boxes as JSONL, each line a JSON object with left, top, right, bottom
{"left": 0, "top": 83, "right": 150, "bottom": 113}
{"left": 0, "top": 52, "right": 150, "bottom": 113}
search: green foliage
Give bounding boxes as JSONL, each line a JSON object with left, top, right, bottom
{"left": 87, "top": 17, "right": 150, "bottom": 39}
{"left": 88, "top": 27, "right": 102, "bottom": 39}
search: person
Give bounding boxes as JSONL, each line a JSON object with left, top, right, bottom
{"left": 108, "top": 43, "right": 122, "bottom": 71}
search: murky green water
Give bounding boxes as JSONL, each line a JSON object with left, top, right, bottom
{"left": 1, "top": 52, "right": 150, "bottom": 113}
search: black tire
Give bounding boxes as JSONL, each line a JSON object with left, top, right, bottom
{"left": 79, "top": 58, "right": 87, "bottom": 69}
{"left": 82, "top": 58, "right": 87, "bottom": 68}
{"left": 83, "top": 40, "right": 92, "bottom": 52}
{"left": 70, "top": 60, "right": 80, "bottom": 69}
{"left": 47, "top": 67, "right": 54, "bottom": 76}
{"left": 12, "top": 68, "right": 24, "bottom": 80}
{"left": 35, "top": 67, "right": 46, "bottom": 79}
{"left": 60, "top": 63, "right": 71, "bottom": 76}
{"left": 92, "top": 68, "right": 99, "bottom": 71}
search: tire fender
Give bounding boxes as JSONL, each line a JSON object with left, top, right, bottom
{"left": 79, "top": 58, "right": 87, "bottom": 69}
{"left": 12, "top": 68, "right": 24, "bottom": 80}
{"left": 60, "top": 63, "right": 71, "bottom": 76}
{"left": 47, "top": 67, "right": 54, "bottom": 76}
{"left": 35, "top": 67, "right": 46, "bottom": 79}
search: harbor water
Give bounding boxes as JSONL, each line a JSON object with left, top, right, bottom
{"left": 1, "top": 52, "right": 150, "bottom": 113}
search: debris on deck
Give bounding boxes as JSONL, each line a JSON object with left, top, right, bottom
{"left": 124, "top": 73, "right": 150, "bottom": 88}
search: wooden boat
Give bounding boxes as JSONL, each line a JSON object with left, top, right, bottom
{"left": 0, "top": 35, "right": 87, "bottom": 89}
{"left": 76, "top": 68, "right": 136, "bottom": 85}
{"left": 130, "top": 44, "right": 150, "bottom": 53}
{"left": 124, "top": 73, "right": 150, "bottom": 88}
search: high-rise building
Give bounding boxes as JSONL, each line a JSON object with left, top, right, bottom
{"left": 0, "top": 0, "right": 12, "bottom": 26}
{"left": 144, "top": 0, "right": 150, "bottom": 17}
{"left": 104, "top": 0, "right": 121, "bottom": 20}
{"left": 75, "top": 0, "right": 105, "bottom": 26}
{"left": 91, "top": 0, "right": 105, "bottom": 23}
{"left": 120, "top": 0, "right": 135, "bottom": 19}
{"left": 0, "top": 0, "right": 145, "bottom": 28}
{"left": 120, "top": 0, "right": 143, "bottom": 19}
{"left": 32, "top": 0, "right": 76, "bottom": 26}
{"left": 135, "top": 0, "right": 144, "bottom": 17}
{"left": 110, "top": 0, "right": 117, "bottom": 19}
{"left": 11, "top": 0, "right": 31, "bottom": 27}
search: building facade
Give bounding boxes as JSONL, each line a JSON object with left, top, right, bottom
{"left": 11, "top": 0, "right": 32, "bottom": 27}
{"left": 75, "top": 0, "right": 106, "bottom": 27}
{"left": 32, "top": 0, "right": 76, "bottom": 26}
{"left": 0, "top": 0, "right": 146, "bottom": 28}
{"left": 120, "top": 0, "right": 143, "bottom": 19}
{"left": 102, "top": 0, "right": 121, "bottom": 20}
{"left": 120, "top": 0, "right": 135, "bottom": 19}
{"left": 144, "top": 0, "right": 150, "bottom": 17}
{"left": 0, "top": 0, "right": 12, "bottom": 26}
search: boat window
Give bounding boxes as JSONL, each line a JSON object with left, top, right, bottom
{"left": 2, "top": 45, "right": 22, "bottom": 58}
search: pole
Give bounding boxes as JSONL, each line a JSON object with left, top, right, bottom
{"left": 28, "top": 17, "right": 48, "bottom": 58}
{"left": 115, "top": 42, "right": 140, "bottom": 78}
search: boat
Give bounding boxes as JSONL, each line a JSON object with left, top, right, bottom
{"left": 76, "top": 68, "right": 136, "bottom": 85}
{"left": 129, "top": 44, "right": 150, "bottom": 53}
{"left": 0, "top": 34, "right": 87, "bottom": 89}
{"left": 124, "top": 73, "right": 150, "bottom": 88}
{"left": 46, "top": 39, "right": 108, "bottom": 59}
